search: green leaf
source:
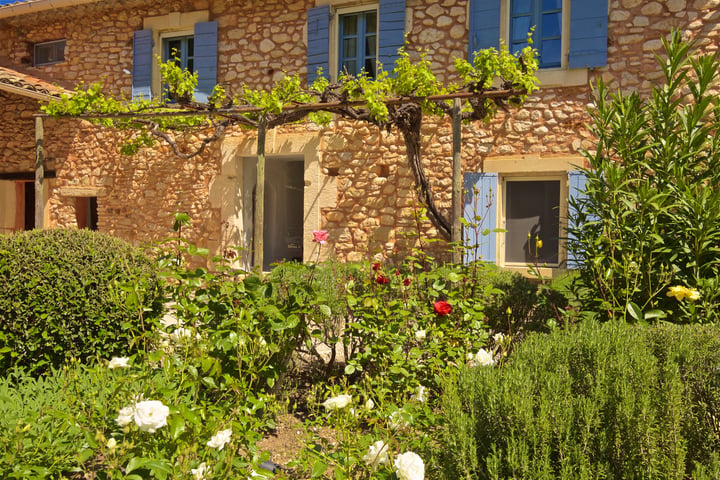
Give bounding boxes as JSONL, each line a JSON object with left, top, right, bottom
{"left": 126, "top": 457, "right": 150, "bottom": 474}
{"left": 627, "top": 302, "right": 642, "bottom": 321}
{"left": 644, "top": 309, "right": 667, "bottom": 320}
{"left": 319, "top": 304, "right": 332, "bottom": 317}
{"left": 169, "top": 415, "right": 186, "bottom": 440}
{"left": 311, "top": 460, "right": 329, "bottom": 478}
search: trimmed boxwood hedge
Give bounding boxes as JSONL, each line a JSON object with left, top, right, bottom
{"left": 0, "top": 229, "right": 164, "bottom": 373}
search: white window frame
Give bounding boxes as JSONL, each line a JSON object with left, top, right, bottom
{"left": 498, "top": 173, "right": 567, "bottom": 270}
{"left": 499, "top": 0, "right": 587, "bottom": 87}
{"left": 328, "top": 2, "right": 379, "bottom": 82}
{"left": 33, "top": 39, "right": 66, "bottom": 66}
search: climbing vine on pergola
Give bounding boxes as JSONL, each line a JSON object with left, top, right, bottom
{"left": 42, "top": 43, "right": 538, "bottom": 266}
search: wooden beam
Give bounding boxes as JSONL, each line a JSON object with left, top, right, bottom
{"left": 34, "top": 117, "right": 44, "bottom": 229}
{"left": 0, "top": 171, "right": 56, "bottom": 180}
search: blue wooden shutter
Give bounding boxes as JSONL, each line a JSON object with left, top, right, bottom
{"left": 468, "top": 0, "right": 500, "bottom": 61}
{"left": 568, "top": 0, "right": 608, "bottom": 68}
{"left": 132, "top": 29, "right": 153, "bottom": 101}
{"left": 567, "top": 170, "right": 587, "bottom": 268}
{"left": 463, "top": 172, "right": 498, "bottom": 264}
{"left": 194, "top": 21, "right": 218, "bottom": 103}
{"left": 307, "top": 5, "right": 330, "bottom": 84}
{"left": 377, "top": 0, "right": 406, "bottom": 72}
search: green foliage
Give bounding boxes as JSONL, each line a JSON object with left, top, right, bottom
{"left": 568, "top": 30, "right": 720, "bottom": 323}
{"left": 0, "top": 229, "right": 164, "bottom": 373}
{"left": 441, "top": 320, "right": 720, "bottom": 479}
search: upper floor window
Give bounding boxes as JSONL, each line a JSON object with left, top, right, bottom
{"left": 510, "top": 0, "right": 562, "bottom": 68}
{"left": 164, "top": 35, "right": 195, "bottom": 73}
{"left": 34, "top": 40, "right": 65, "bottom": 66}
{"left": 338, "top": 9, "right": 377, "bottom": 77}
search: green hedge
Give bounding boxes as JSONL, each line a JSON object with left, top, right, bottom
{"left": 441, "top": 320, "right": 720, "bottom": 479}
{"left": 0, "top": 229, "right": 164, "bottom": 372}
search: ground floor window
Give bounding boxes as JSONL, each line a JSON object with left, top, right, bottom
{"left": 75, "top": 197, "right": 98, "bottom": 230}
{"left": 504, "top": 179, "right": 560, "bottom": 265}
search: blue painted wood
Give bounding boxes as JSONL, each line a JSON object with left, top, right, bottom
{"left": 307, "top": 5, "right": 330, "bottom": 84}
{"left": 569, "top": 0, "right": 608, "bottom": 68}
{"left": 567, "top": 170, "right": 587, "bottom": 268}
{"left": 194, "top": 21, "right": 218, "bottom": 102}
{"left": 377, "top": 0, "right": 406, "bottom": 72}
{"left": 463, "top": 172, "right": 498, "bottom": 264}
{"left": 468, "top": 0, "right": 500, "bottom": 61}
{"left": 132, "top": 29, "right": 153, "bottom": 101}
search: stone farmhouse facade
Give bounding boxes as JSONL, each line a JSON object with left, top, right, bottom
{"left": 0, "top": 0, "right": 717, "bottom": 273}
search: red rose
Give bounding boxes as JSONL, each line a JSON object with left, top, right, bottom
{"left": 433, "top": 300, "right": 452, "bottom": 316}
{"left": 403, "top": 278, "right": 411, "bottom": 286}
{"left": 372, "top": 262, "right": 381, "bottom": 271}
{"left": 376, "top": 275, "right": 389, "bottom": 285}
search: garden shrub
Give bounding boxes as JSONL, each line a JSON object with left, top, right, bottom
{"left": 568, "top": 30, "right": 720, "bottom": 322}
{"left": 441, "top": 320, "right": 720, "bottom": 479}
{"left": 0, "top": 229, "right": 164, "bottom": 373}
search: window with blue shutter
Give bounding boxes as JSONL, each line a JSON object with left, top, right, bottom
{"left": 306, "top": 0, "right": 405, "bottom": 83}
{"left": 467, "top": 0, "right": 607, "bottom": 70}
{"left": 132, "top": 29, "right": 153, "bottom": 101}
{"left": 133, "top": 21, "right": 216, "bottom": 102}
{"left": 463, "top": 172, "right": 498, "bottom": 264}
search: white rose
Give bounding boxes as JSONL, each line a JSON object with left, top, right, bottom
{"left": 474, "top": 348, "right": 495, "bottom": 366}
{"left": 493, "top": 332, "right": 505, "bottom": 344}
{"left": 414, "top": 329, "right": 426, "bottom": 340}
{"left": 115, "top": 405, "right": 135, "bottom": 427}
{"left": 389, "top": 410, "right": 410, "bottom": 430}
{"left": 411, "top": 385, "right": 427, "bottom": 403}
{"left": 365, "top": 398, "right": 375, "bottom": 410}
{"left": 133, "top": 400, "right": 169, "bottom": 433}
{"left": 394, "top": 451, "right": 425, "bottom": 480}
{"left": 322, "top": 394, "right": 352, "bottom": 410}
{"left": 108, "top": 357, "right": 130, "bottom": 369}
{"left": 191, "top": 462, "right": 209, "bottom": 480}
{"left": 362, "top": 440, "right": 389, "bottom": 468}
{"left": 207, "top": 428, "right": 232, "bottom": 450}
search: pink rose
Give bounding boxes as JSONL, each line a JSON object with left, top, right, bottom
{"left": 312, "top": 230, "right": 329, "bottom": 244}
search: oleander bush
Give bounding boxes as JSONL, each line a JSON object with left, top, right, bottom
{"left": 568, "top": 30, "right": 720, "bottom": 323}
{"left": 0, "top": 229, "right": 164, "bottom": 373}
{"left": 441, "top": 320, "right": 720, "bottom": 480}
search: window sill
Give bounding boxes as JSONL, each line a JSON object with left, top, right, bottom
{"left": 535, "top": 67, "right": 588, "bottom": 88}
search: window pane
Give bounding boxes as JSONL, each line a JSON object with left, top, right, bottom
{"left": 511, "top": 16, "right": 533, "bottom": 42}
{"left": 343, "top": 59, "right": 357, "bottom": 75}
{"left": 187, "top": 59, "right": 194, "bottom": 73}
{"left": 540, "top": 38, "right": 561, "bottom": 67}
{"left": 342, "top": 15, "right": 358, "bottom": 36}
{"left": 366, "top": 11, "right": 377, "bottom": 34}
{"left": 543, "top": 0, "right": 562, "bottom": 10}
{"left": 343, "top": 38, "right": 357, "bottom": 59}
{"left": 167, "top": 39, "right": 182, "bottom": 58}
{"left": 365, "top": 32, "right": 376, "bottom": 56}
{"left": 512, "top": 0, "right": 532, "bottom": 14}
{"left": 187, "top": 38, "right": 194, "bottom": 57}
{"left": 542, "top": 12, "right": 562, "bottom": 37}
{"left": 505, "top": 180, "right": 560, "bottom": 264}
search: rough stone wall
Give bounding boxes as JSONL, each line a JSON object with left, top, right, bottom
{"left": 0, "top": 92, "right": 37, "bottom": 173}
{"left": 1, "top": 0, "right": 720, "bottom": 262}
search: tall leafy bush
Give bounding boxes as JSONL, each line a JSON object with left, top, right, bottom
{"left": 441, "top": 320, "right": 720, "bottom": 479}
{"left": 0, "top": 229, "right": 164, "bottom": 372}
{"left": 568, "top": 30, "right": 720, "bottom": 322}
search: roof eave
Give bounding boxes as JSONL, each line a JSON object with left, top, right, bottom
{"left": 0, "top": 0, "right": 102, "bottom": 20}
{"left": 0, "top": 82, "right": 65, "bottom": 101}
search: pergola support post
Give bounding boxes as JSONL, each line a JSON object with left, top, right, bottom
{"left": 253, "top": 119, "right": 267, "bottom": 272}
{"left": 451, "top": 98, "right": 463, "bottom": 264}
{"left": 34, "top": 116, "right": 44, "bottom": 229}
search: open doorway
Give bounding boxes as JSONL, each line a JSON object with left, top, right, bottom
{"left": 244, "top": 156, "right": 305, "bottom": 270}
